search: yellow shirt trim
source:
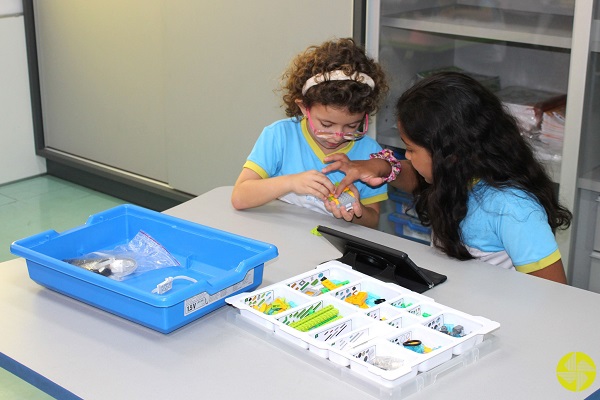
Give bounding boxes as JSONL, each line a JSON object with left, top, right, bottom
{"left": 243, "top": 119, "right": 355, "bottom": 176}
{"left": 362, "top": 192, "right": 388, "bottom": 205}
{"left": 300, "top": 118, "right": 354, "bottom": 160}
{"left": 300, "top": 118, "right": 387, "bottom": 204}
{"left": 243, "top": 160, "right": 269, "bottom": 179}
{"left": 515, "top": 249, "right": 561, "bottom": 274}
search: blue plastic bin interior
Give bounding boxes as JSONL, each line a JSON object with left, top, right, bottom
{"left": 10, "top": 204, "right": 278, "bottom": 333}
{"left": 388, "top": 212, "right": 431, "bottom": 246}
{"left": 388, "top": 189, "right": 418, "bottom": 218}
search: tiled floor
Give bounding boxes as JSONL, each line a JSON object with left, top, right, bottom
{"left": 0, "top": 175, "right": 128, "bottom": 262}
{"left": 0, "top": 175, "right": 128, "bottom": 399}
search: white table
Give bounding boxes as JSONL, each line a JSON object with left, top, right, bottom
{"left": 2, "top": 186, "right": 599, "bottom": 399}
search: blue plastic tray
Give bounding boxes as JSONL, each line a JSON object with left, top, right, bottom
{"left": 10, "top": 204, "right": 278, "bottom": 333}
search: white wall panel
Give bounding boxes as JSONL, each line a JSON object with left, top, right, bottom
{"left": 33, "top": 0, "right": 354, "bottom": 195}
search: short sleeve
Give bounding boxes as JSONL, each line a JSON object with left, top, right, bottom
{"left": 495, "top": 191, "right": 559, "bottom": 271}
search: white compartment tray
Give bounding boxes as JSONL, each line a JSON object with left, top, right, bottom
{"left": 226, "top": 260, "right": 500, "bottom": 388}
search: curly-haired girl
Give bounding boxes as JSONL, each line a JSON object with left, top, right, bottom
{"left": 231, "top": 38, "right": 389, "bottom": 229}
{"left": 323, "top": 72, "right": 572, "bottom": 282}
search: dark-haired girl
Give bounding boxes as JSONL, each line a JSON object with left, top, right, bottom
{"left": 324, "top": 72, "right": 572, "bottom": 283}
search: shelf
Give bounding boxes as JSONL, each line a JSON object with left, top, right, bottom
{"left": 381, "top": 5, "right": 573, "bottom": 49}
{"left": 379, "top": 29, "right": 484, "bottom": 53}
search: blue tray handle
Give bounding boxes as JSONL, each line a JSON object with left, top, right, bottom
{"left": 85, "top": 204, "right": 136, "bottom": 225}
{"left": 234, "top": 245, "right": 278, "bottom": 274}
{"left": 11, "top": 230, "right": 60, "bottom": 250}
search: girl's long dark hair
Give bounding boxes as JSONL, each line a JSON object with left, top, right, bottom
{"left": 396, "top": 72, "right": 572, "bottom": 260}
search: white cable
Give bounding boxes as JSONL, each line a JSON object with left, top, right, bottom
{"left": 151, "top": 276, "right": 198, "bottom": 294}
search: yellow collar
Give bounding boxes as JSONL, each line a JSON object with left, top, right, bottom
{"left": 300, "top": 118, "right": 354, "bottom": 162}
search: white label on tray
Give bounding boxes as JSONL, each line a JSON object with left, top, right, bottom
{"left": 184, "top": 293, "right": 209, "bottom": 316}
{"left": 184, "top": 269, "right": 255, "bottom": 316}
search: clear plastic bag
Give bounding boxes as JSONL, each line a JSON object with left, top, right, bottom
{"left": 371, "top": 355, "right": 404, "bottom": 371}
{"left": 64, "top": 230, "right": 180, "bottom": 280}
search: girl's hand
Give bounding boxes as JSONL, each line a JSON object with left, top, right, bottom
{"left": 290, "top": 170, "right": 336, "bottom": 201}
{"left": 324, "top": 184, "right": 362, "bottom": 222}
{"left": 322, "top": 154, "right": 389, "bottom": 197}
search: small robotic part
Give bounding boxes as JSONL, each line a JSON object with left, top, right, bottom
{"left": 65, "top": 257, "right": 137, "bottom": 278}
{"left": 440, "top": 324, "right": 466, "bottom": 337}
{"left": 328, "top": 186, "right": 356, "bottom": 211}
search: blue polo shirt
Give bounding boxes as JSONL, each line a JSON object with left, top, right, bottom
{"left": 243, "top": 117, "right": 388, "bottom": 215}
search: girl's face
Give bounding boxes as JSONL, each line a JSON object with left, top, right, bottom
{"left": 298, "top": 102, "right": 366, "bottom": 154}
{"left": 399, "top": 122, "right": 433, "bottom": 183}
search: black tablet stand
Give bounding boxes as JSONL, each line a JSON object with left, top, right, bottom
{"left": 317, "top": 225, "right": 446, "bottom": 293}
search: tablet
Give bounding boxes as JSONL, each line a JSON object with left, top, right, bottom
{"left": 317, "top": 225, "right": 446, "bottom": 293}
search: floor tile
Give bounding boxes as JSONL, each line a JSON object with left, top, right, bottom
{"left": 0, "top": 193, "right": 15, "bottom": 207}
{"left": 0, "top": 176, "right": 128, "bottom": 263}
{"left": 0, "top": 368, "right": 54, "bottom": 400}
{"left": 0, "top": 175, "right": 69, "bottom": 200}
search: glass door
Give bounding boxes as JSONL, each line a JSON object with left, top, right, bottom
{"left": 375, "top": 0, "right": 575, "bottom": 185}
{"left": 569, "top": 0, "right": 600, "bottom": 291}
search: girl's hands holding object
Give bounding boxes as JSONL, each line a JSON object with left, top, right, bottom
{"left": 324, "top": 184, "right": 362, "bottom": 222}
{"left": 289, "top": 170, "right": 336, "bottom": 201}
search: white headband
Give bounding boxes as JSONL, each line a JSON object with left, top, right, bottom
{"left": 301, "top": 70, "right": 375, "bottom": 95}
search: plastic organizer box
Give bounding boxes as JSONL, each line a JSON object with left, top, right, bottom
{"left": 388, "top": 212, "right": 432, "bottom": 246}
{"left": 226, "top": 260, "right": 499, "bottom": 388}
{"left": 387, "top": 190, "right": 432, "bottom": 245}
{"left": 388, "top": 190, "right": 418, "bottom": 219}
{"left": 10, "top": 204, "right": 278, "bottom": 333}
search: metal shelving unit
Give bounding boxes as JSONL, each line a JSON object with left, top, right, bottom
{"left": 367, "top": 0, "right": 600, "bottom": 287}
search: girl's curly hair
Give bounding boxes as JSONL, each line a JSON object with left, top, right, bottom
{"left": 280, "top": 38, "right": 388, "bottom": 117}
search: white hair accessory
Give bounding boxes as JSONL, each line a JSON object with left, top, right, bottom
{"left": 301, "top": 70, "right": 375, "bottom": 95}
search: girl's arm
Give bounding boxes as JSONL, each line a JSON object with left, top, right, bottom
{"left": 353, "top": 202, "right": 381, "bottom": 229}
{"left": 528, "top": 259, "right": 567, "bottom": 284}
{"left": 322, "top": 154, "right": 420, "bottom": 196}
{"left": 231, "top": 167, "right": 335, "bottom": 210}
{"left": 388, "top": 160, "right": 420, "bottom": 193}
